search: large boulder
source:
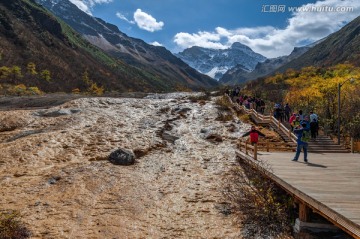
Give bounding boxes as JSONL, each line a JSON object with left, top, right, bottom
{"left": 108, "top": 148, "right": 135, "bottom": 165}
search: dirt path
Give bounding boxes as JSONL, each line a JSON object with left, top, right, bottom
{"left": 0, "top": 94, "right": 247, "bottom": 238}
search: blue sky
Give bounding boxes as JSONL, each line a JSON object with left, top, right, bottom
{"left": 69, "top": 0, "right": 360, "bottom": 58}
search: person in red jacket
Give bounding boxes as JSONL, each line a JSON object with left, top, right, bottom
{"left": 241, "top": 126, "right": 266, "bottom": 145}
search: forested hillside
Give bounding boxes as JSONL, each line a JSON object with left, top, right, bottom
{"left": 277, "top": 16, "right": 360, "bottom": 72}
{"left": 0, "top": 0, "right": 216, "bottom": 95}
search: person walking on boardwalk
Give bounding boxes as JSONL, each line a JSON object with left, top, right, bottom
{"left": 310, "top": 118, "right": 318, "bottom": 140}
{"left": 284, "top": 103, "right": 291, "bottom": 122}
{"left": 292, "top": 122, "right": 310, "bottom": 163}
{"left": 241, "top": 125, "right": 265, "bottom": 145}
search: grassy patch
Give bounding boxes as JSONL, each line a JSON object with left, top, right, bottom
{"left": 188, "top": 91, "right": 211, "bottom": 103}
{"left": 238, "top": 113, "right": 251, "bottom": 123}
{"left": 214, "top": 95, "right": 233, "bottom": 111}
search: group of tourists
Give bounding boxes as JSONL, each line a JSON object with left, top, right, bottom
{"left": 289, "top": 110, "right": 319, "bottom": 140}
{"left": 225, "top": 88, "right": 266, "bottom": 114}
{"left": 227, "top": 87, "right": 320, "bottom": 164}
{"left": 240, "top": 109, "right": 319, "bottom": 163}
{"left": 273, "top": 103, "right": 292, "bottom": 122}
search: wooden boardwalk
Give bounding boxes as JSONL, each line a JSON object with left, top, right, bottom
{"left": 236, "top": 150, "right": 360, "bottom": 238}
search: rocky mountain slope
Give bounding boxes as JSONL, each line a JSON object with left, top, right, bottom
{"left": 35, "top": 0, "right": 218, "bottom": 91}
{"left": 276, "top": 15, "right": 360, "bottom": 72}
{"left": 0, "top": 0, "right": 187, "bottom": 93}
{"left": 0, "top": 93, "right": 248, "bottom": 238}
{"left": 176, "top": 42, "right": 266, "bottom": 80}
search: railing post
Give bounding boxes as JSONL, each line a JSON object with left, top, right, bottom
{"left": 299, "top": 203, "right": 310, "bottom": 222}
{"left": 254, "top": 143, "right": 258, "bottom": 160}
{"left": 289, "top": 128, "right": 292, "bottom": 138}
{"left": 245, "top": 141, "right": 248, "bottom": 154}
{"left": 278, "top": 119, "right": 281, "bottom": 129}
{"left": 266, "top": 140, "right": 270, "bottom": 152}
{"left": 351, "top": 137, "right": 354, "bottom": 153}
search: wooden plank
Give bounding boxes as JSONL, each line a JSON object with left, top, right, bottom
{"left": 236, "top": 151, "right": 360, "bottom": 238}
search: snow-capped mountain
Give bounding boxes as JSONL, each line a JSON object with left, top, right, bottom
{"left": 219, "top": 38, "right": 325, "bottom": 85}
{"left": 176, "top": 42, "right": 267, "bottom": 80}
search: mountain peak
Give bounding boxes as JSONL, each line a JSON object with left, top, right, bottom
{"left": 176, "top": 43, "right": 266, "bottom": 80}
{"left": 230, "top": 42, "right": 251, "bottom": 51}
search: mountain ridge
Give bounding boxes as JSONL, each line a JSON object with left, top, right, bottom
{"left": 275, "top": 16, "right": 360, "bottom": 72}
{"left": 35, "top": 0, "right": 218, "bottom": 90}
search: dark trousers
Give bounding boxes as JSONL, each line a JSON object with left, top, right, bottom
{"left": 310, "top": 129, "right": 317, "bottom": 139}
{"left": 294, "top": 143, "right": 308, "bottom": 161}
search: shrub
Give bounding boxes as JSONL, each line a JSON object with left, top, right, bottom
{"left": 27, "top": 87, "right": 42, "bottom": 95}
{"left": 188, "top": 91, "right": 211, "bottom": 102}
{"left": 88, "top": 83, "right": 104, "bottom": 96}
{"left": 216, "top": 112, "right": 233, "bottom": 122}
{"left": 238, "top": 113, "right": 251, "bottom": 123}
{"left": 0, "top": 210, "right": 31, "bottom": 239}
{"left": 223, "top": 157, "right": 293, "bottom": 238}
{"left": 10, "top": 84, "right": 27, "bottom": 96}
{"left": 72, "top": 88, "right": 81, "bottom": 94}
{"left": 214, "top": 95, "right": 232, "bottom": 111}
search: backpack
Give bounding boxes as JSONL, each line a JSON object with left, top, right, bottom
{"left": 249, "top": 131, "right": 259, "bottom": 143}
{"left": 301, "top": 130, "right": 310, "bottom": 142}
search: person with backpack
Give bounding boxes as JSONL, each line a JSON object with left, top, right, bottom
{"left": 292, "top": 122, "right": 310, "bottom": 163}
{"left": 241, "top": 125, "right": 266, "bottom": 145}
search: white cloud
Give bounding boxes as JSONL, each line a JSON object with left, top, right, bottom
{"left": 150, "top": 41, "right": 163, "bottom": 47}
{"left": 69, "top": 0, "right": 92, "bottom": 15}
{"left": 133, "top": 9, "right": 164, "bottom": 32}
{"left": 116, "top": 12, "right": 135, "bottom": 24}
{"left": 69, "top": 0, "right": 113, "bottom": 15}
{"left": 174, "top": 31, "right": 226, "bottom": 50}
{"left": 174, "top": 0, "right": 360, "bottom": 58}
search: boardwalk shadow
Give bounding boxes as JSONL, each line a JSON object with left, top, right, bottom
{"left": 306, "top": 162, "right": 327, "bottom": 168}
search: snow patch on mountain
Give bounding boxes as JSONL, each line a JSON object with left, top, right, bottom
{"left": 206, "top": 67, "right": 229, "bottom": 79}
{"left": 176, "top": 42, "right": 266, "bottom": 80}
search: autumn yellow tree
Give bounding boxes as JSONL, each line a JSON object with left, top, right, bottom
{"left": 27, "top": 62, "right": 37, "bottom": 75}
{"left": 82, "top": 70, "right": 104, "bottom": 95}
{"left": 0, "top": 66, "right": 11, "bottom": 80}
{"left": 40, "top": 70, "right": 51, "bottom": 82}
{"left": 11, "top": 66, "right": 23, "bottom": 82}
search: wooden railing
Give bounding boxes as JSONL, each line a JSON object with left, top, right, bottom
{"left": 271, "top": 115, "right": 298, "bottom": 142}
{"left": 238, "top": 139, "right": 293, "bottom": 160}
{"left": 228, "top": 95, "right": 297, "bottom": 143}
{"left": 247, "top": 109, "right": 296, "bottom": 142}
{"left": 344, "top": 137, "right": 360, "bottom": 153}
{"left": 238, "top": 140, "right": 259, "bottom": 160}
